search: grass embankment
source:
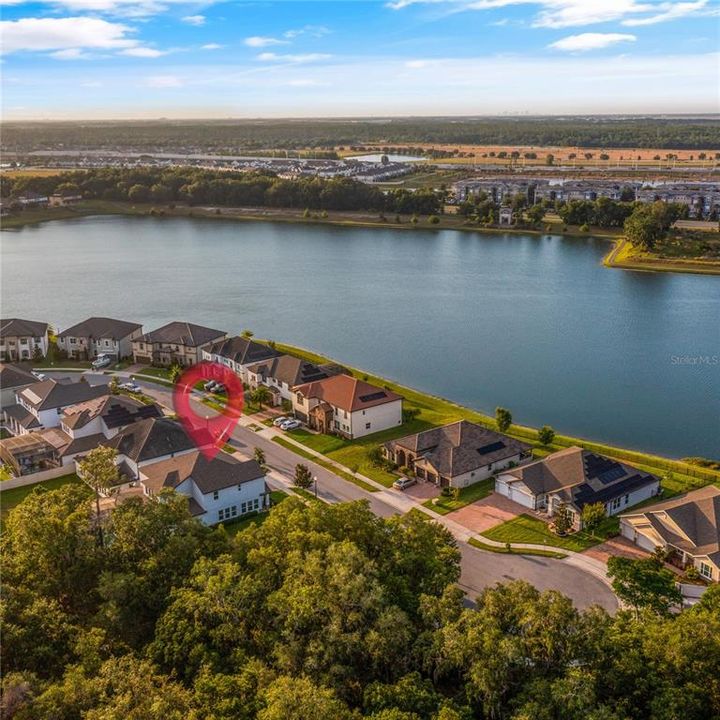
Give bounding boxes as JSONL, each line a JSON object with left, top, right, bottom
{"left": 271, "top": 342, "right": 720, "bottom": 503}
{"left": 605, "top": 236, "right": 720, "bottom": 276}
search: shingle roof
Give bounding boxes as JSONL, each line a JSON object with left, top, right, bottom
{"left": 141, "top": 450, "right": 264, "bottom": 495}
{"left": 2, "top": 404, "right": 41, "bottom": 429}
{"left": 0, "top": 363, "right": 38, "bottom": 391}
{"left": 0, "top": 318, "right": 49, "bottom": 338}
{"left": 106, "top": 417, "right": 195, "bottom": 462}
{"left": 246, "top": 354, "right": 328, "bottom": 388}
{"left": 138, "top": 322, "right": 226, "bottom": 348}
{"left": 57, "top": 317, "right": 142, "bottom": 340}
{"left": 19, "top": 378, "right": 109, "bottom": 411}
{"left": 387, "top": 420, "right": 531, "bottom": 478}
{"left": 206, "top": 336, "right": 280, "bottom": 366}
{"left": 294, "top": 374, "right": 402, "bottom": 412}
{"left": 61, "top": 394, "right": 162, "bottom": 430}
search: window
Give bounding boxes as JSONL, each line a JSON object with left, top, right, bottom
{"left": 253, "top": 498, "right": 260, "bottom": 510}
{"left": 213, "top": 490, "right": 219, "bottom": 500}
{"left": 624, "top": 494, "right": 630, "bottom": 504}
{"left": 365, "top": 422, "right": 371, "bottom": 430}
{"left": 241, "top": 501, "right": 248, "bottom": 514}
{"left": 70, "top": 338, "right": 77, "bottom": 344}
{"left": 699, "top": 562, "right": 713, "bottom": 580}
{"left": 218, "top": 506, "right": 238, "bottom": 522}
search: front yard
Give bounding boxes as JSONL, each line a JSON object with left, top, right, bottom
{"left": 480, "top": 513, "right": 618, "bottom": 553}
{"left": 422, "top": 478, "right": 495, "bottom": 515}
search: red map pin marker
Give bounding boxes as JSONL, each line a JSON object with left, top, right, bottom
{"left": 172, "top": 361, "right": 244, "bottom": 459}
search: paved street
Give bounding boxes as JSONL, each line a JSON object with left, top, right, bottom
{"left": 47, "top": 370, "right": 619, "bottom": 612}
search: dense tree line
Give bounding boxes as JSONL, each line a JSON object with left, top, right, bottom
{"left": 2, "top": 117, "right": 719, "bottom": 153}
{"left": 2, "top": 485, "right": 719, "bottom": 720}
{"left": 2, "top": 167, "right": 443, "bottom": 215}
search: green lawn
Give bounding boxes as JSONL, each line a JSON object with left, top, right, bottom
{"left": 221, "top": 490, "right": 287, "bottom": 536}
{"left": 480, "top": 513, "right": 615, "bottom": 553}
{"left": 134, "top": 366, "right": 172, "bottom": 380}
{"left": 1, "top": 473, "right": 86, "bottom": 528}
{"left": 468, "top": 537, "right": 567, "bottom": 559}
{"left": 422, "top": 478, "right": 495, "bottom": 515}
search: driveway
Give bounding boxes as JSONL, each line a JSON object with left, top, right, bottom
{"left": 583, "top": 536, "right": 651, "bottom": 564}
{"left": 451, "top": 493, "right": 524, "bottom": 533}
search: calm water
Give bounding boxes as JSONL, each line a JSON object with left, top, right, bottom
{"left": 2, "top": 216, "right": 719, "bottom": 459}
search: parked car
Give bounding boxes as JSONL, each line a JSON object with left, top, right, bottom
{"left": 91, "top": 354, "right": 112, "bottom": 370}
{"left": 280, "top": 419, "right": 301, "bottom": 431}
{"left": 272, "top": 416, "right": 289, "bottom": 427}
{"left": 204, "top": 380, "right": 218, "bottom": 392}
{"left": 393, "top": 476, "right": 417, "bottom": 491}
{"left": 31, "top": 370, "right": 46, "bottom": 381}
{"left": 213, "top": 383, "right": 227, "bottom": 394}
{"left": 120, "top": 382, "right": 141, "bottom": 393}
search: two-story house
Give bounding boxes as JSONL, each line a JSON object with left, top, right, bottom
{"left": 292, "top": 374, "right": 403, "bottom": 440}
{"left": 246, "top": 354, "right": 330, "bottom": 405}
{"left": 57, "top": 317, "right": 143, "bottom": 361}
{"left": 139, "top": 451, "right": 269, "bottom": 525}
{"left": 0, "top": 363, "right": 38, "bottom": 410}
{"left": 202, "top": 336, "right": 280, "bottom": 383}
{"left": 133, "top": 322, "right": 227, "bottom": 367}
{"left": 0, "top": 318, "right": 49, "bottom": 361}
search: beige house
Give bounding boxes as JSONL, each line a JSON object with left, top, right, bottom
{"left": 57, "top": 317, "right": 143, "bottom": 360}
{"left": 620, "top": 486, "right": 720, "bottom": 582}
{"left": 0, "top": 318, "right": 49, "bottom": 361}
{"left": 133, "top": 321, "right": 226, "bottom": 367}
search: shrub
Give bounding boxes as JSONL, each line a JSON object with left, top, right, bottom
{"left": 579, "top": 223, "right": 590, "bottom": 232}
{"left": 428, "top": 215, "right": 440, "bottom": 224}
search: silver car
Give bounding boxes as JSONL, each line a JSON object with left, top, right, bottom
{"left": 393, "top": 476, "right": 417, "bottom": 491}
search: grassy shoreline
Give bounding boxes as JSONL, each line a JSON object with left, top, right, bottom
{"left": 604, "top": 238, "right": 720, "bottom": 276}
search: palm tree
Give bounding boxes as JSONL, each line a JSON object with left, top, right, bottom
{"left": 251, "top": 385, "right": 273, "bottom": 410}
{"left": 254, "top": 446, "right": 266, "bottom": 466}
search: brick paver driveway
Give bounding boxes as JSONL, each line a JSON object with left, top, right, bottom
{"left": 451, "top": 493, "right": 526, "bottom": 533}
{"left": 583, "top": 536, "right": 651, "bottom": 564}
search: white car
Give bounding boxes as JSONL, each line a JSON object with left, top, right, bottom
{"left": 120, "top": 382, "right": 141, "bottom": 393}
{"left": 280, "top": 419, "right": 301, "bottom": 431}
{"left": 272, "top": 416, "right": 289, "bottom": 427}
{"left": 393, "top": 476, "right": 417, "bottom": 491}
{"left": 31, "top": 370, "right": 46, "bottom": 381}
{"left": 91, "top": 354, "right": 112, "bottom": 370}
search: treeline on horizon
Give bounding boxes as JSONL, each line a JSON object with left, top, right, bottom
{"left": 2, "top": 487, "right": 719, "bottom": 720}
{"left": 2, "top": 167, "right": 444, "bottom": 215}
{"left": 2, "top": 117, "right": 720, "bottom": 151}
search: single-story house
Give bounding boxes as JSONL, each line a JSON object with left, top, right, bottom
{"left": 293, "top": 374, "right": 403, "bottom": 439}
{"left": 495, "top": 446, "right": 661, "bottom": 529}
{"left": 57, "top": 317, "right": 143, "bottom": 360}
{"left": 384, "top": 420, "right": 532, "bottom": 489}
{"left": 0, "top": 318, "right": 49, "bottom": 362}
{"left": 202, "top": 336, "right": 281, "bottom": 382}
{"left": 246, "top": 354, "right": 329, "bottom": 405}
{"left": 133, "top": 321, "right": 227, "bottom": 367}
{"left": 140, "top": 450, "right": 269, "bottom": 525}
{"left": 620, "top": 485, "right": 720, "bottom": 582}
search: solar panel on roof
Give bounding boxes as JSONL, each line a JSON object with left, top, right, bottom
{"left": 584, "top": 453, "right": 617, "bottom": 478}
{"left": 597, "top": 466, "right": 626, "bottom": 485}
{"left": 477, "top": 440, "right": 506, "bottom": 455}
{"left": 358, "top": 391, "right": 387, "bottom": 402}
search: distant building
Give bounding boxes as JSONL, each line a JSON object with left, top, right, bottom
{"left": 57, "top": 317, "right": 143, "bottom": 361}
{"left": 49, "top": 194, "right": 83, "bottom": 207}
{"left": 499, "top": 206, "right": 514, "bottom": 225}
{"left": 202, "top": 336, "right": 281, "bottom": 382}
{"left": 246, "top": 354, "right": 330, "bottom": 405}
{"left": 133, "top": 321, "right": 227, "bottom": 367}
{"left": 0, "top": 318, "right": 49, "bottom": 361}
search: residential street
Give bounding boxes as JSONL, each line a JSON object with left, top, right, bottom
{"left": 50, "top": 371, "right": 619, "bottom": 612}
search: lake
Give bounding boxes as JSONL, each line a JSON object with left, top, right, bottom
{"left": 2, "top": 215, "right": 719, "bottom": 459}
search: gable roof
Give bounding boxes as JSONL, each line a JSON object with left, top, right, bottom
{"left": 621, "top": 486, "right": 720, "bottom": 561}
{"left": 504, "top": 446, "right": 660, "bottom": 510}
{"left": 294, "top": 374, "right": 402, "bottom": 413}
{"left": 0, "top": 363, "right": 38, "bottom": 391}
{"left": 57, "top": 317, "right": 142, "bottom": 340}
{"left": 19, "top": 378, "right": 109, "bottom": 411}
{"left": 138, "top": 322, "right": 226, "bottom": 348}
{"left": 246, "top": 354, "right": 328, "bottom": 387}
{"left": 61, "top": 394, "right": 162, "bottom": 430}
{"left": 387, "top": 420, "right": 531, "bottom": 478}
{"left": 141, "top": 450, "right": 264, "bottom": 495}
{"left": 105, "top": 417, "right": 195, "bottom": 463}
{"left": 1, "top": 318, "right": 49, "bottom": 338}
{"left": 206, "top": 336, "right": 280, "bottom": 366}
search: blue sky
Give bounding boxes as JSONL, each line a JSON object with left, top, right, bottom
{"left": 1, "top": 0, "right": 718, "bottom": 119}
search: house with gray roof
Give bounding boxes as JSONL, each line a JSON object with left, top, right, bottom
{"left": 0, "top": 318, "right": 49, "bottom": 362}
{"left": 139, "top": 450, "right": 269, "bottom": 525}
{"left": 202, "top": 336, "right": 281, "bottom": 382}
{"left": 495, "top": 446, "right": 661, "bottom": 529}
{"left": 133, "top": 321, "right": 227, "bottom": 367}
{"left": 0, "top": 363, "right": 38, "bottom": 409}
{"left": 384, "top": 420, "right": 532, "bottom": 489}
{"left": 620, "top": 486, "right": 720, "bottom": 582}
{"left": 57, "top": 317, "right": 143, "bottom": 360}
{"left": 246, "top": 354, "right": 330, "bottom": 405}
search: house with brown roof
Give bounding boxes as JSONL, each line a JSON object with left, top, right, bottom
{"left": 139, "top": 451, "right": 268, "bottom": 525}
{"left": 246, "top": 354, "right": 331, "bottom": 405}
{"left": 133, "top": 321, "right": 227, "bottom": 367}
{"left": 620, "top": 486, "right": 720, "bottom": 582}
{"left": 495, "top": 446, "right": 661, "bottom": 529}
{"left": 385, "top": 420, "right": 532, "bottom": 489}
{"left": 57, "top": 317, "right": 143, "bottom": 360}
{"left": 292, "top": 374, "right": 403, "bottom": 439}
{"left": 0, "top": 318, "right": 49, "bottom": 361}
{"left": 202, "top": 335, "right": 280, "bottom": 382}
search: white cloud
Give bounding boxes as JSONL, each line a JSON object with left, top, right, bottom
{"left": 120, "top": 46, "right": 167, "bottom": 56}
{"left": 0, "top": 0, "right": 210, "bottom": 19}
{"left": 50, "top": 47, "right": 91, "bottom": 59}
{"left": 256, "top": 52, "right": 332, "bottom": 63}
{"left": 201, "top": 43, "right": 223, "bottom": 50}
{"left": 623, "top": 0, "right": 708, "bottom": 25}
{"left": 549, "top": 32, "right": 637, "bottom": 51}
{"left": 244, "top": 35, "right": 288, "bottom": 47}
{"left": 181, "top": 14, "right": 205, "bottom": 26}
{"left": 145, "top": 74, "right": 182, "bottom": 87}
{"left": 283, "top": 24, "right": 330, "bottom": 39}
{"left": 0, "top": 17, "right": 137, "bottom": 54}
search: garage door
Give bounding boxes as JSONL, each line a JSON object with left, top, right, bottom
{"left": 508, "top": 486, "right": 534, "bottom": 509}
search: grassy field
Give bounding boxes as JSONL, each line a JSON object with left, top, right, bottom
{"left": 422, "top": 478, "right": 495, "bottom": 515}
{"left": 481, "top": 513, "right": 618, "bottom": 552}
{"left": 221, "top": 490, "right": 287, "bottom": 536}
{"left": 605, "top": 238, "right": 720, "bottom": 275}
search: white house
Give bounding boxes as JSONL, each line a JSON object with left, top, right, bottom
{"left": 202, "top": 336, "right": 281, "bottom": 383}
{"left": 384, "top": 420, "right": 532, "bottom": 489}
{"left": 495, "top": 446, "right": 661, "bottom": 529}
{"left": 292, "top": 374, "right": 403, "bottom": 440}
{"left": 0, "top": 318, "right": 49, "bottom": 362}
{"left": 57, "top": 317, "right": 143, "bottom": 361}
{"left": 139, "top": 450, "right": 269, "bottom": 525}
{"left": 246, "top": 354, "right": 329, "bottom": 405}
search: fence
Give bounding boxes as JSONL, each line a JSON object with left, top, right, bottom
{"left": 0, "top": 465, "right": 74, "bottom": 491}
